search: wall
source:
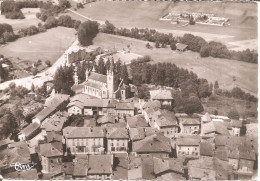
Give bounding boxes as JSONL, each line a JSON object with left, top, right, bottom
{"left": 181, "top": 125, "right": 200, "bottom": 134}
{"left": 107, "top": 138, "right": 128, "bottom": 153}
{"left": 176, "top": 145, "right": 200, "bottom": 157}
{"left": 68, "top": 106, "right": 82, "bottom": 115}
{"left": 229, "top": 158, "right": 239, "bottom": 170}
{"left": 66, "top": 137, "right": 104, "bottom": 154}
{"left": 116, "top": 109, "right": 134, "bottom": 117}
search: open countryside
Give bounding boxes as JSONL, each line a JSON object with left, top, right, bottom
{"left": 93, "top": 33, "right": 258, "bottom": 96}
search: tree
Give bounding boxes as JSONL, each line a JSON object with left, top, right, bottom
{"left": 103, "top": 20, "right": 115, "bottom": 34}
{"left": 0, "top": 63, "right": 8, "bottom": 81}
{"left": 170, "top": 42, "right": 176, "bottom": 50}
{"left": 228, "top": 109, "right": 240, "bottom": 120}
{"left": 214, "top": 80, "right": 219, "bottom": 89}
{"left": 97, "top": 58, "right": 106, "bottom": 75}
{"left": 45, "top": 60, "right": 51, "bottom": 67}
{"left": 59, "top": 0, "right": 71, "bottom": 9}
{"left": 76, "top": 3, "right": 84, "bottom": 9}
{"left": 136, "top": 86, "right": 150, "bottom": 100}
{"left": 200, "top": 44, "right": 210, "bottom": 57}
{"left": 78, "top": 21, "right": 99, "bottom": 46}
{"left": 146, "top": 43, "right": 151, "bottom": 49}
{"left": 120, "top": 64, "right": 129, "bottom": 85}
{"left": 155, "top": 41, "right": 160, "bottom": 48}
{"left": 189, "top": 15, "right": 196, "bottom": 25}
{"left": 183, "top": 96, "right": 204, "bottom": 115}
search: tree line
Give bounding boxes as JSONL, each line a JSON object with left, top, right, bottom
{"left": 101, "top": 21, "right": 257, "bottom": 64}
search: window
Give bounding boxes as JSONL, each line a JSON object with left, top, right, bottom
{"left": 50, "top": 160, "right": 53, "bottom": 163}
{"left": 195, "top": 148, "right": 197, "bottom": 151}
{"left": 111, "top": 143, "right": 114, "bottom": 146}
{"left": 72, "top": 139, "right": 75, "bottom": 146}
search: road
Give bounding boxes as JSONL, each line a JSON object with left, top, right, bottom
{"left": 0, "top": 39, "right": 79, "bottom": 91}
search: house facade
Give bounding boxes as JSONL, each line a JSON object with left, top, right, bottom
{"left": 179, "top": 117, "right": 201, "bottom": 134}
{"left": 176, "top": 136, "right": 200, "bottom": 157}
{"left": 64, "top": 127, "right": 105, "bottom": 155}
{"left": 106, "top": 127, "right": 129, "bottom": 153}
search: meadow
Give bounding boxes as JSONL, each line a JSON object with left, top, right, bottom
{"left": 0, "top": 8, "right": 42, "bottom": 32}
{"left": 0, "top": 27, "right": 76, "bottom": 65}
{"left": 70, "top": 1, "right": 257, "bottom": 49}
{"left": 93, "top": 33, "right": 258, "bottom": 96}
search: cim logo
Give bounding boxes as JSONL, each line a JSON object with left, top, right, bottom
{"left": 10, "top": 162, "right": 37, "bottom": 172}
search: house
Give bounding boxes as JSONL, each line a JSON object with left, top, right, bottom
{"left": 201, "top": 121, "right": 229, "bottom": 137}
{"left": 132, "top": 133, "right": 172, "bottom": 158}
{"left": 87, "top": 154, "right": 113, "bottom": 180}
{"left": 149, "top": 89, "right": 174, "bottom": 106}
{"left": 148, "top": 109, "right": 179, "bottom": 138}
{"left": 18, "top": 122, "right": 40, "bottom": 141}
{"left": 3, "top": 168, "right": 38, "bottom": 180}
{"left": 41, "top": 111, "right": 68, "bottom": 132}
{"left": 39, "top": 142, "right": 63, "bottom": 174}
{"left": 200, "top": 141, "right": 214, "bottom": 158}
{"left": 201, "top": 112, "right": 212, "bottom": 123}
{"left": 176, "top": 43, "right": 188, "bottom": 51}
{"left": 106, "top": 127, "right": 129, "bottom": 153}
{"left": 96, "top": 114, "right": 117, "bottom": 126}
{"left": 230, "top": 119, "right": 242, "bottom": 136}
{"left": 67, "top": 94, "right": 113, "bottom": 116}
{"left": 128, "top": 128, "right": 146, "bottom": 142}
{"left": 63, "top": 127, "right": 105, "bottom": 155}
{"left": 187, "top": 157, "right": 232, "bottom": 180}
{"left": 33, "top": 94, "right": 70, "bottom": 124}
{"left": 46, "top": 131, "right": 63, "bottom": 143}
{"left": 126, "top": 115, "right": 149, "bottom": 129}
{"left": 62, "top": 162, "right": 74, "bottom": 179}
{"left": 72, "top": 158, "right": 88, "bottom": 180}
{"left": 179, "top": 117, "right": 201, "bottom": 134}
{"left": 153, "top": 157, "right": 185, "bottom": 180}
{"left": 175, "top": 135, "right": 200, "bottom": 158}
{"left": 115, "top": 101, "right": 135, "bottom": 117}
{"left": 141, "top": 100, "right": 161, "bottom": 122}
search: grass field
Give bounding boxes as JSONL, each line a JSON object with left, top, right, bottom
{"left": 0, "top": 27, "right": 76, "bottom": 65}
{"left": 69, "top": 1, "right": 257, "bottom": 49}
{"left": 0, "top": 8, "right": 42, "bottom": 32}
{"left": 93, "top": 33, "right": 258, "bottom": 96}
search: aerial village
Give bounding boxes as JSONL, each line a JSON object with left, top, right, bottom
{"left": 0, "top": 0, "right": 258, "bottom": 181}
{"left": 0, "top": 42, "right": 258, "bottom": 180}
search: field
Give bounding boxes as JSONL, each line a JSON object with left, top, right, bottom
{"left": 68, "top": 1, "right": 257, "bottom": 50}
{"left": 93, "top": 33, "right": 258, "bottom": 96}
{"left": 202, "top": 95, "right": 257, "bottom": 119}
{"left": 0, "top": 27, "right": 76, "bottom": 65}
{"left": 0, "top": 8, "right": 42, "bottom": 32}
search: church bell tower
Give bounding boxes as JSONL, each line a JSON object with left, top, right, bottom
{"left": 107, "top": 60, "right": 115, "bottom": 98}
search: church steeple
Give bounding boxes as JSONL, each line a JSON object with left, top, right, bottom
{"left": 107, "top": 58, "right": 114, "bottom": 98}
{"left": 74, "top": 67, "right": 78, "bottom": 85}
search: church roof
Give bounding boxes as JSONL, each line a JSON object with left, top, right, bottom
{"left": 88, "top": 72, "right": 107, "bottom": 83}
{"left": 85, "top": 81, "right": 104, "bottom": 90}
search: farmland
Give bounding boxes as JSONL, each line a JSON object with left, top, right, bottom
{"left": 93, "top": 33, "right": 258, "bottom": 96}
{"left": 0, "top": 8, "right": 42, "bottom": 32}
{"left": 68, "top": 1, "right": 257, "bottom": 50}
{"left": 0, "top": 27, "right": 76, "bottom": 65}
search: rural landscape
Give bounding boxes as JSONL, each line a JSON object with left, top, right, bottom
{"left": 0, "top": 0, "right": 258, "bottom": 180}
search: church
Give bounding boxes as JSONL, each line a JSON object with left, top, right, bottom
{"left": 72, "top": 62, "right": 117, "bottom": 99}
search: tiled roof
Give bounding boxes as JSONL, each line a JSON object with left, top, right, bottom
{"left": 106, "top": 127, "right": 129, "bottom": 139}
{"left": 144, "top": 127, "right": 160, "bottom": 137}
{"left": 149, "top": 89, "right": 173, "bottom": 100}
{"left": 85, "top": 81, "right": 104, "bottom": 90}
{"left": 127, "top": 115, "right": 149, "bottom": 128}
{"left": 39, "top": 142, "right": 63, "bottom": 157}
{"left": 20, "top": 122, "right": 40, "bottom": 137}
{"left": 68, "top": 96, "right": 110, "bottom": 108}
{"left": 41, "top": 113, "right": 67, "bottom": 132}
{"left": 133, "top": 133, "right": 171, "bottom": 153}
{"left": 71, "top": 84, "right": 84, "bottom": 92}
{"left": 142, "top": 100, "right": 161, "bottom": 110}
{"left": 88, "top": 72, "right": 107, "bottom": 83}
{"left": 230, "top": 119, "right": 242, "bottom": 128}
{"left": 150, "top": 109, "right": 178, "bottom": 127}
{"left": 73, "top": 159, "right": 88, "bottom": 176}
{"left": 65, "top": 127, "right": 105, "bottom": 138}
{"left": 129, "top": 128, "right": 146, "bottom": 141}
{"left": 215, "top": 147, "right": 228, "bottom": 161}
{"left": 157, "top": 172, "right": 186, "bottom": 180}
{"left": 63, "top": 162, "right": 74, "bottom": 175}
{"left": 188, "top": 157, "right": 231, "bottom": 180}
{"left": 200, "top": 142, "right": 214, "bottom": 156}
{"left": 36, "top": 94, "right": 69, "bottom": 122}
{"left": 3, "top": 168, "right": 38, "bottom": 180}
{"left": 202, "top": 121, "right": 229, "bottom": 135}
{"left": 115, "top": 102, "right": 135, "bottom": 110}
{"left": 201, "top": 112, "right": 212, "bottom": 122}
{"left": 88, "top": 155, "right": 113, "bottom": 174}
{"left": 153, "top": 157, "right": 184, "bottom": 175}
{"left": 176, "top": 135, "right": 200, "bottom": 146}
{"left": 46, "top": 131, "right": 62, "bottom": 143}
{"left": 97, "top": 115, "right": 116, "bottom": 124}
{"left": 179, "top": 117, "right": 200, "bottom": 125}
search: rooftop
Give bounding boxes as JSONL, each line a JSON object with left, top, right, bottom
{"left": 153, "top": 157, "right": 184, "bottom": 175}
{"left": 129, "top": 128, "right": 146, "bottom": 141}
{"left": 88, "top": 72, "right": 107, "bottom": 83}
{"left": 88, "top": 155, "right": 113, "bottom": 174}
{"left": 19, "top": 122, "right": 40, "bottom": 137}
{"left": 115, "top": 102, "right": 135, "bottom": 110}
{"left": 64, "top": 127, "right": 105, "bottom": 138}
{"left": 200, "top": 141, "right": 214, "bottom": 157}
{"left": 127, "top": 115, "right": 149, "bottom": 128}
{"left": 176, "top": 135, "right": 200, "bottom": 146}
{"left": 39, "top": 142, "right": 63, "bottom": 157}
{"left": 106, "top": 127, "right": 129, "bottom": 139}
{"left": 149, "top": 89, "right": 173, "bottom": 100}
